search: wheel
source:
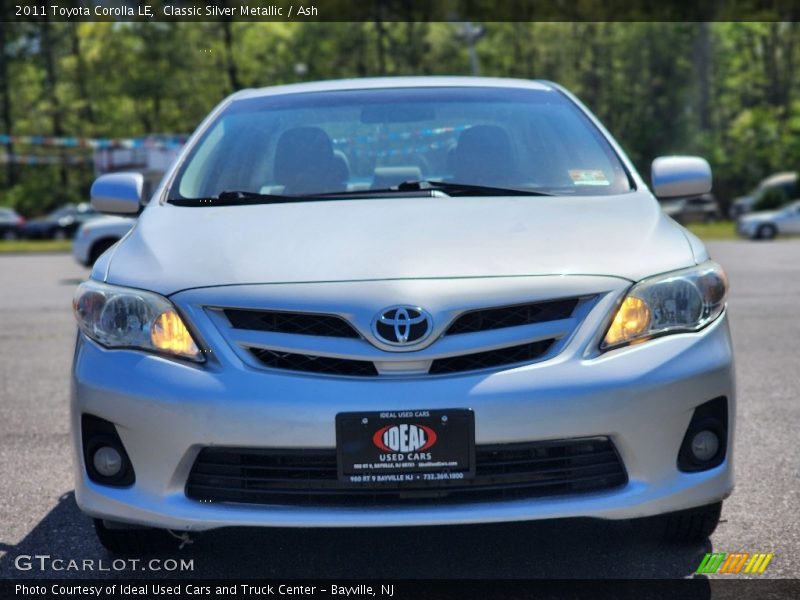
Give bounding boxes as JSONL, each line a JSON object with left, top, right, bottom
{"left": 88, "top": 238, "right": 118, "bottom": 265}
{"left": 93, "top": 518, "right": 176, "bottom": 555}
{"left": 53, "top": 228, "right": 68, "bottom": 241}
{"left": 757, "top": 224, "right": 777, "bottom": 240}
{"left": 2, "top": 229, "right": 17, "bottom": 241}
{"left": 658, "top": 501, "right": 723, "bottom": 543}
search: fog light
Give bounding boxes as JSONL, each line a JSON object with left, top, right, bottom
{"left": 82, "top": 414, "right": 135, "bottom": 486}
{"left": 677, "top": 397, "right": 728, "bottom": 472}
{"left": 93, "top": 446, "right": 123, "bottom": 477}
{"left": 691, "top": 430, "right": 719, "bottom": 462}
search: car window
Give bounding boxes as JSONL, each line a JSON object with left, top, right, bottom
{"left": 780, "top": 181, "right": 798, "bottom": 198}
{"left": 171, "top": 87, "right": 632, "bottom": 200}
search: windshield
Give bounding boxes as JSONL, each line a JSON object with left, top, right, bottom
{"left": 169, "top": 86, "right": 632, "bottom": 202}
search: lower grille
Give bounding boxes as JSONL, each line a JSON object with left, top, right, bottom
{"left": 249, "top": 348, "right": 378, "bottom": 377}
{"left": 247, "top": 339, "right": 557, "bottom": 378}
{"left": 186, "top": 437, "right": 627, "bottom": 507}
{"left": 429, "top": 339, "right": 555, "bottom": 375}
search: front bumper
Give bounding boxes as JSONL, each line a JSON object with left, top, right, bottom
{"left": 71, "top": 308, "right": 735, "bottom": 531}
{"left": 736, "top": 220, "right": 768, "bottom": 238}
{"left": 72, "top": 236, "right": 91, "bottom": 266}
{"left": 736, "top": 221, "right": 753, "bottom": 237}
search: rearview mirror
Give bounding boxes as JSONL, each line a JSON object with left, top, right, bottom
{"left": 361, "top": 104, "right": 436, "bottom": 123}
{"left": 651, "top": 156, "right": 712, "bottom": 199}
{"left": 90, "top": 172, "right": 144, "bottom": 215}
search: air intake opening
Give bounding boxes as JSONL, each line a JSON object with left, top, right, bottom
{"left": 186, "top": 437, "right": 627, "bottom": 506}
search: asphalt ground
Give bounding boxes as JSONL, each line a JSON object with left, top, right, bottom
{"left": 0, "top": 241, "right": 798, "bottom": 580}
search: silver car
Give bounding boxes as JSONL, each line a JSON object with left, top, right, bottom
{"left": 72, "top": 78, "right": 734, "bottom": 554}
{"left": 737, "top": 199, "right": 800, "bottom": 239}
{"left": 72, "top": 215, "right": 136, "bottom": 266}
{"left": 729, "top": 171, "right": 797, "bottom": 219}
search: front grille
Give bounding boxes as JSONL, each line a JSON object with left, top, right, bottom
{"left": 249, "top": 348, "right": 378, "bottom": 377}
{"left": 247, "top": 339, "right": 556, "bottom": 377}
{"left": 429, "top": 339, "right": 555, "bottom": 375}
{"left": 186, "top": 437, "right": 627, "bottom": 507}
{"left": 224, "top": 309, "right": 360, "bottom": 338}
{"left": 446, "top": 297, "right": 580, "bottom": 335}
{"left": 221, "top": 295, "right": 589, "bottom": 377}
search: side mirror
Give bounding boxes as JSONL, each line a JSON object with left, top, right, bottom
{"left": 90, "top": 172, "right": 144, "bottom": 215}
{"left": 651, "top": 156, "right": 712, "bottom": 199}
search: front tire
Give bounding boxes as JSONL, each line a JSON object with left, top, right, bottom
{"left": 93, "top": 519, "right": 175, "bottom": 555}
{"left": 659, "top": 501, "right": 723, "bottom": 543}
{"left": 756, "top": 224, "right": 777, "bottom": 240}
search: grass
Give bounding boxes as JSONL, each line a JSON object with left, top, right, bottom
{"left": 685, "top": 221, "right": 738, "bottom": 240}
{"left": 0, "top": 239, "right": 72, "bottom": 253}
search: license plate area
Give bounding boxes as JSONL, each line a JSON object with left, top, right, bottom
{"left": 336, "top": 409, "right": 475, "bottom": 485}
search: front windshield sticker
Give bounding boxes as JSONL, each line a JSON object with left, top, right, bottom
{"left": 569, "top": 169, "right": 611, "bottom": 186}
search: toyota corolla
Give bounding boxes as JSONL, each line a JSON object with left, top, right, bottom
{"left": 71, "top": 77, "right": 734, "bottom": 553}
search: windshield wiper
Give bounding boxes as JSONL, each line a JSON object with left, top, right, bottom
{"left": 168, "top": 181, "right": 554, "bottom": 206}
{"left": 311, "top": 180, "right": 554, "bottom": 198}
{"left": 168, "top": 190, "right": 326, "bottom": 207}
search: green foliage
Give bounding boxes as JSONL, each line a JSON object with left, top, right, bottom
{"left": 0, "top": 168, "right": 91, "bottom": 216}
{"left": 1, "top": 22, "right": 800, "bottom": 216}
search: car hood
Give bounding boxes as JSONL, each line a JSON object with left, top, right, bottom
{"left": 740, "top": 210, "right": 779, "bottom": 222}
{"left": 101, "top": 192, "right": 700, "bottom": 295}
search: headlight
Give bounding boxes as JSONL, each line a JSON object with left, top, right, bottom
{"left": 73, "top": 280, "right": 203, "bottom": 361}
{"left": 601, "top": 261, "right": 727, "bottom": 350}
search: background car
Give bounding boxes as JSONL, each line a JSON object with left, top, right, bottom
{"left": 737, "top": 199, "right": 800, "bottom": 240}
{"left": 21, "top": 202, "right": 100, "bottom": 240}
{"left": 0, "top": 207, "right": 25, "bottom": 240}
{"left": 729, "top": 172, "right": 798, "bottom": 219}
{"left": 72, "top": 215, "right": 136, "bottom": 266}
{"left": 661, "top": 193, "right": 721, "bottom": 224}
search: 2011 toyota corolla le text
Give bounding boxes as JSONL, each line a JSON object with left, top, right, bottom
{"left": 71, "top": 77, "right": 734, "bottom": 554}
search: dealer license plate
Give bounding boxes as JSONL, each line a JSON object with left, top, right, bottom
{"left": 336, "top": 409, "right": 475, "bottom": 484}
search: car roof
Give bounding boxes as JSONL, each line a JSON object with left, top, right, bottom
{"left": 231, "top": 77, "right": 556, "bottom": 102}
{"left": 761, "top": 172, "right": 797, "bottom": 186}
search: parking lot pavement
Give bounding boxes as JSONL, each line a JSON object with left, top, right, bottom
{"left": 0, "top": 242, "right": 798, "bottom": 579}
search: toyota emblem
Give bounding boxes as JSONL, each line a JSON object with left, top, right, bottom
{"left": 373, "top": 306, "right": 433, "bottom": 346}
